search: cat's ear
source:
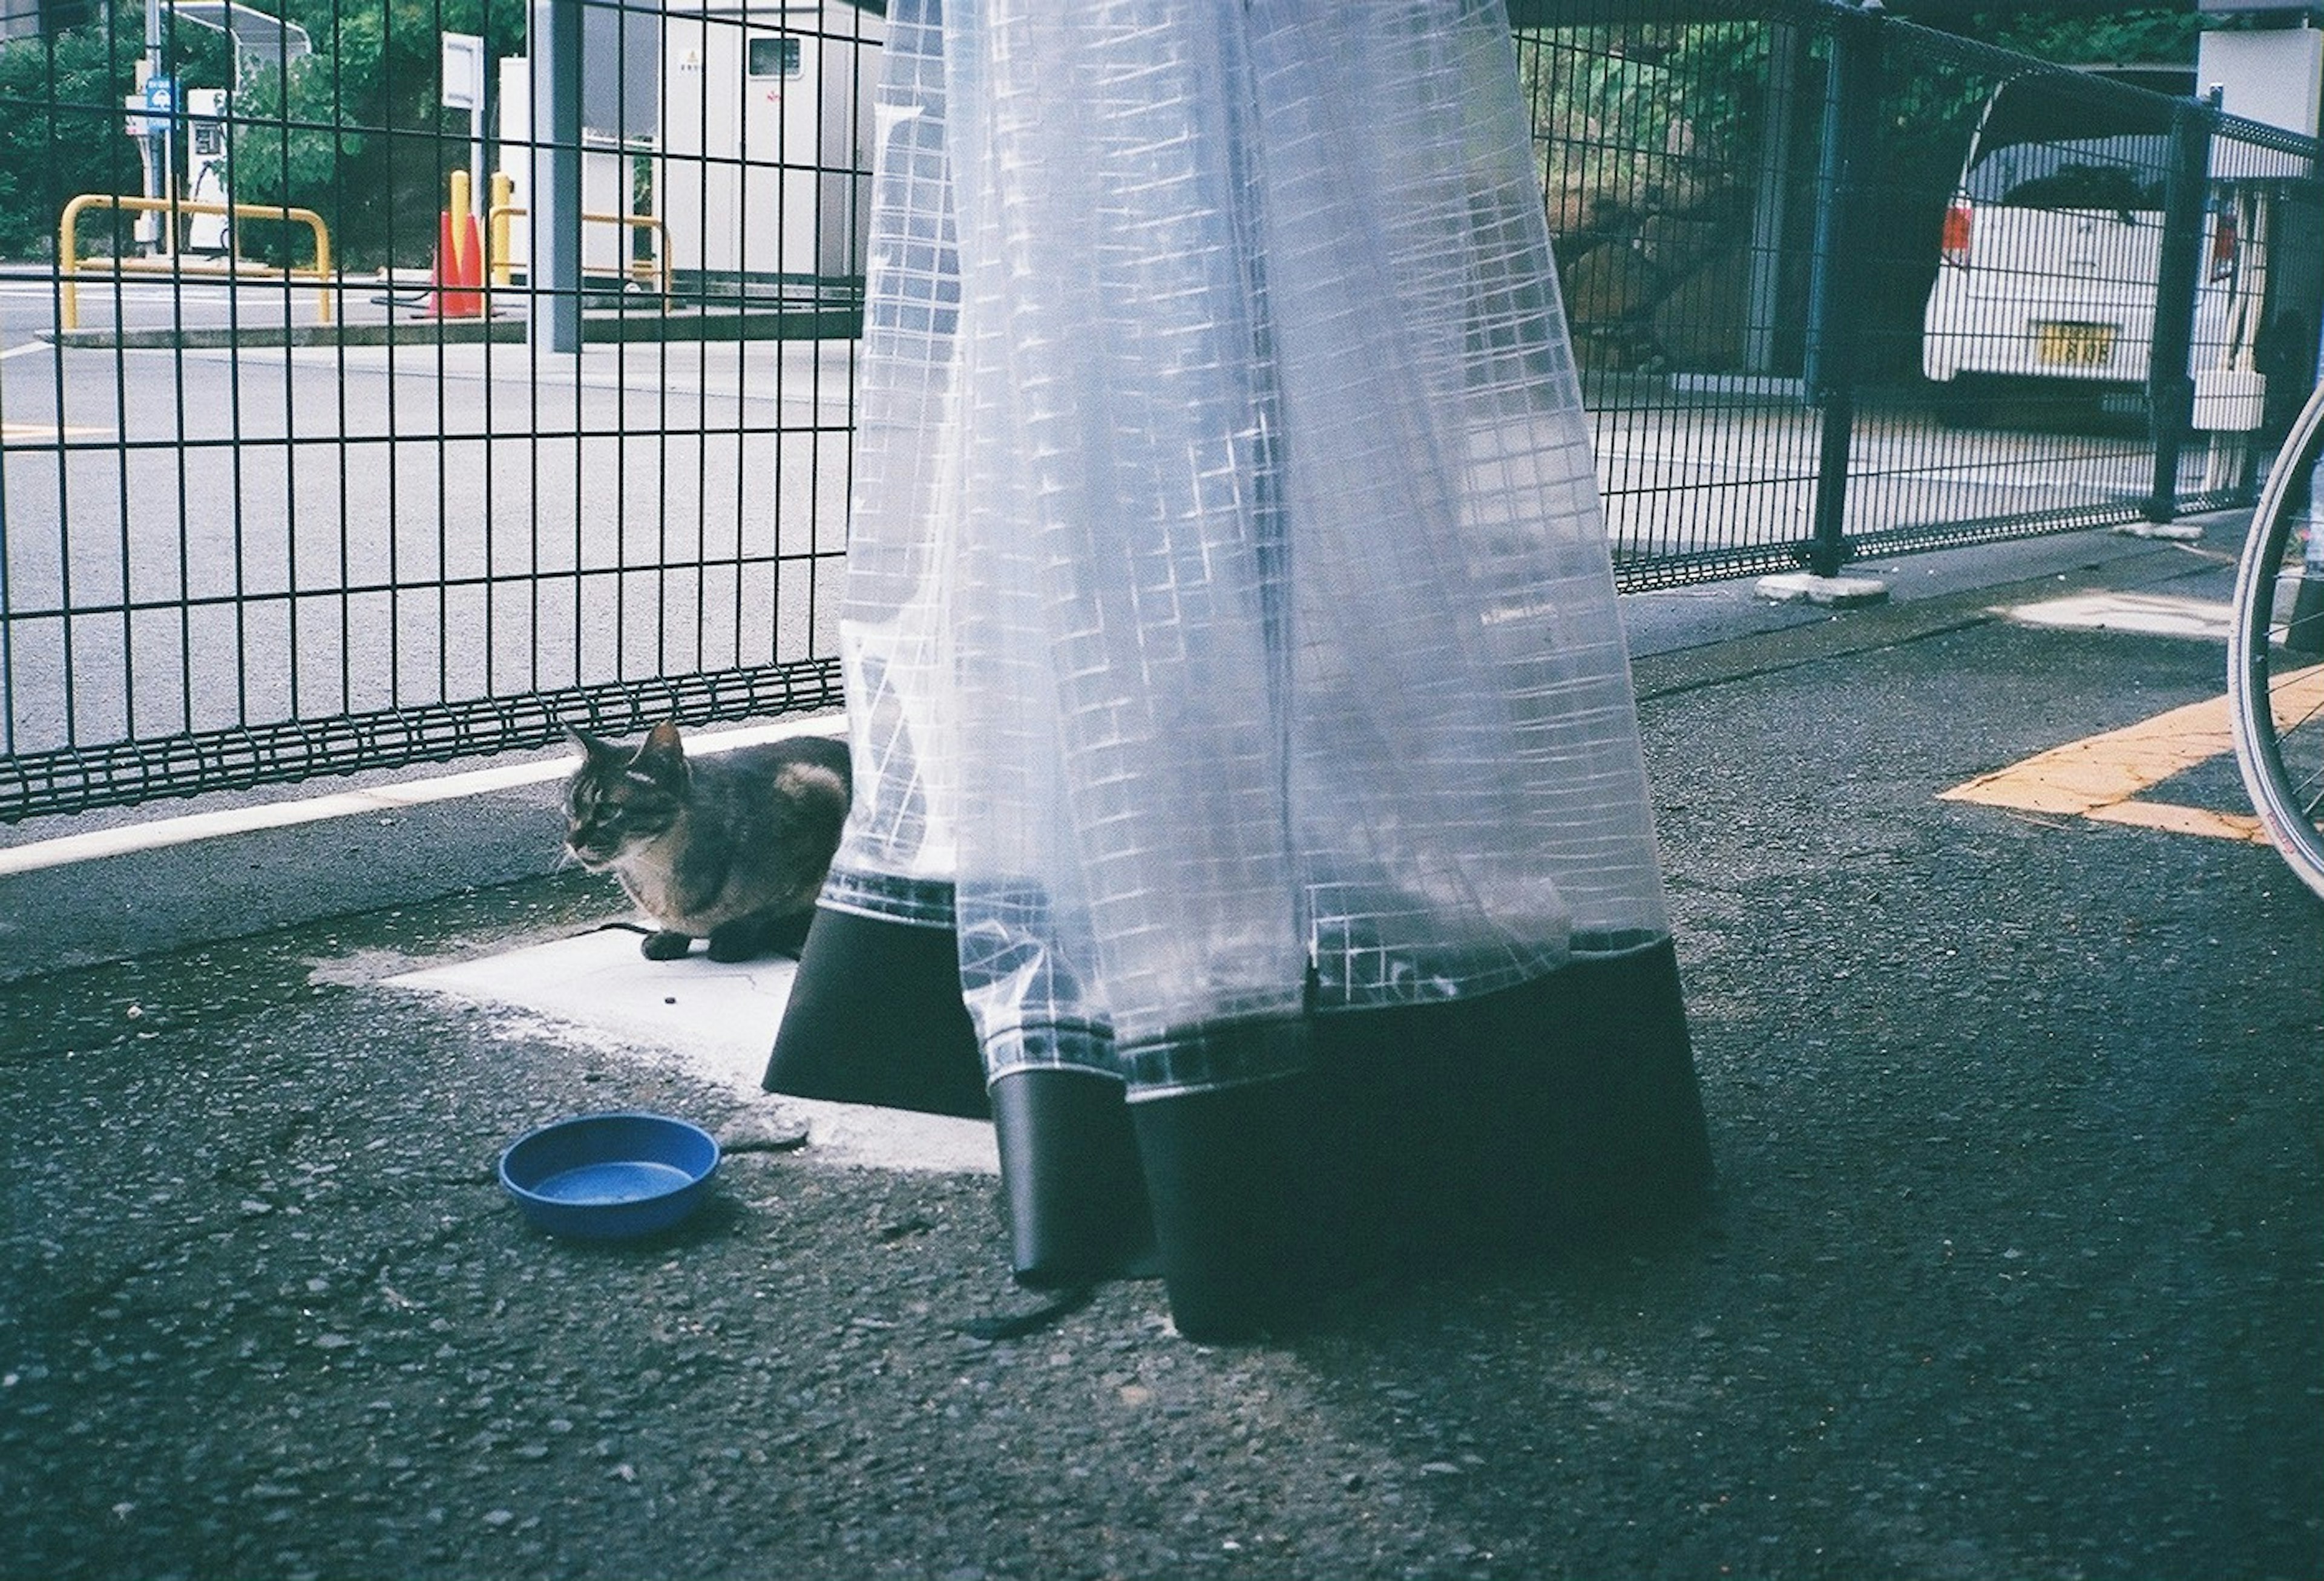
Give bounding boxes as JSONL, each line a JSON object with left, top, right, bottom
{"left": 634, "top": 721, "right": 689, "bottom": 782}
{"left": 566, "top": 725, "right": 617, "bottom": 762}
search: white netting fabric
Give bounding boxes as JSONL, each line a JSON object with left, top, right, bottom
{"left": 830, "top": 0, "right": 1670, "bottom": 1098}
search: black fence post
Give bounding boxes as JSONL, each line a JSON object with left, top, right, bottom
{"left": 1803, "top": 2, "right": 1884, "bottom": 580}
{"left": 2146, "top": 92, "right": 2216, "bottom": 524}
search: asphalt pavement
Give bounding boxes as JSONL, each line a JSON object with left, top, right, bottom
{"left": 2, "top": 523, "right": 2319, "bottom": 1581}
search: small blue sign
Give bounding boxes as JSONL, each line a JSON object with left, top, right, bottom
{"left": 142, "top": 76, "right": 178, "bottom": 115}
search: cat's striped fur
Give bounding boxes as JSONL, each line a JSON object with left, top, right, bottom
{"left": 563, "top": 721, "right": 851, "bottom": 961}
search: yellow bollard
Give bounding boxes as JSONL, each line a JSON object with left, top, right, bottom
{"left": 490, "top": 171, "right": 513, "bottom": 287}
{"left": 59, "top": 195, "right": 83, "bottom": 331}
{"left": 448, "top": 169, "right": 473, "bottom": 283}
{"left": 313, "top": 214, "right": 333, "bottom": 325}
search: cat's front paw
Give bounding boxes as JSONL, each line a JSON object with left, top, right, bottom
{"left": 640, "top": 929, "right": 694, "bottom": 961}
{"left": 704, "top": 923, "right": 765, "bottom": 963}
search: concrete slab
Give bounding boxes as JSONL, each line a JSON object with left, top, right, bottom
{"left": 1751, "top": 571, "right": 1892, "bottom": 608}
{"left": 389, "top": 928, "right": 999, "bottom": 1176}
{"left": 2111, "top": 520, "right": 2207, "bottom": 543}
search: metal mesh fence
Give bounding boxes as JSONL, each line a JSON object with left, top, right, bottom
{"left": 1516, "top": 1, "right": 2323, "bottom": 587}
{"left": 1, "top": 0, "right": 2319, "bottom": 820}
{"left": 1, "top": 0, "right": 872, "bottom": 820}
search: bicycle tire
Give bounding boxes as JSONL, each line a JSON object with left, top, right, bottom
{"left": 2228, "top": 376, "right": 2324, "bottom": 901}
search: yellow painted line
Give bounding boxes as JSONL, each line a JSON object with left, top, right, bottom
{"left": 1939, "top": 666, "right": 2324, "bottom": 843}
{"left": 2084, "top": 800, "right": 2265, "bottom": 843}
{"left": 1939, "top": 693, "right": 2238, "bottom": 816}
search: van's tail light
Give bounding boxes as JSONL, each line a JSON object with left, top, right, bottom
{"left": 1940, "top": 199, "right": 1972, "bottom": 267}
{"left": 2208, "top": 203, "right": 2239, "bottom": 281}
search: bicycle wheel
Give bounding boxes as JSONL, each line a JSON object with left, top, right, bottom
{"left": 2228, "top": 377, "right": 2324, "bottom": 900}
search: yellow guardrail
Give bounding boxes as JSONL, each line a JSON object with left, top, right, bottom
{"left": 58, "top": 194, "right": 333, "bottom": 331}
{"left": 487, "top": 199, "right": 673, "bottom": 301}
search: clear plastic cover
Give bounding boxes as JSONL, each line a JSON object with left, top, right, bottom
{"left": 830, "top": 0, "right": 1670, "bottom": 1098}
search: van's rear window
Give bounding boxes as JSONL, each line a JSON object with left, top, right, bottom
{"left": 1965, "top": 138, "right": 2170, "bottom": 209}
{"left": 1963, "top": 79, "right": 2174, "bottom": 211}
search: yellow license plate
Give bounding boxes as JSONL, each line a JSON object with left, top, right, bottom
{"left": 2035, "top": 321, "right": 2117, "bottom": 368}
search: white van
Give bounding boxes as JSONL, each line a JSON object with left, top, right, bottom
{"left": 1920, "top": 70, "right": 2267, "bottom": 427}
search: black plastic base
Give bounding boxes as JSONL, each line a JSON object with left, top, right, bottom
{"left": 1129, "top": 941, "right": 1713, "bottom": 1340}
{"left": 766, "top": 909, "right": 1713, "bottom": 1341}
{"left": 1129, "top": 1069, "right": 1326, "bottom": 1341}
{"left": 990, "top": 1067, "right": 1159, "bottom": 1288}
{"left": 761, "top": 904, "right": 990, "bottom": 1120}
{"left": 1308, "top": 937, "right": 1714, "bottom": 1262}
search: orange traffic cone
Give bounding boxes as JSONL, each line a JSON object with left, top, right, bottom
{"left": 422, "top": 210, "right": 457, "bottom": 317}
{"left": 453, "top": 206, "right": 485, "bottom": 316}
{"left": 424, "top": 207, "right": 486, "bottom": 319}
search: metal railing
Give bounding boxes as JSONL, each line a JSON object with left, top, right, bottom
{"left": 56, "top": 192, "right": 332, "bottom": 330}
{"left": 487, "top": 202, "right": 673, "bottom": 301}
{"left": 1, "top": 0, "right": 2319, "bottom": 823}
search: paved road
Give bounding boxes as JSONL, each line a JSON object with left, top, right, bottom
{"left": 2, "top": 528, "right": 2315, "bottom": 1581}
{"left": 0, "top": 275, "right": 856, "bottom": 760}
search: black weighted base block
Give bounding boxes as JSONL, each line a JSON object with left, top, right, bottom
{"left": 761, "top": 905, "right": 990, "bottom": 1121}
{"left": 1129, "top": 1069, "right": 1328, "bottom": 1343}
{"left": 768, "top": 915, "right": 1710, "bottom": 1341}
{"left": 1126, "top": 941, "right": 1711, "bottom": 1339}
{"left": 990, "top": 1067, "right": 1159, "bottom": 1288}
{"left": 1311, "top": 937, "right": 1713, "bottom": 1274}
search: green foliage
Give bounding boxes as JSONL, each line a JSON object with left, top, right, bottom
{"left": 1517, "top": 21, "right": 1770, "bottom": 218}
{"left": 1935, "top": 10, "right": 2201, "bottom": 69}
{"left": 1511, "top": 8, "right": 2210, "bottom": 381}
{"left": 1, "top": 0, "right": 520, "bottom": 268}
{"left": 1514, "top": 10, "right": 2171, "bottom": 221}
{"left": 0, "top": 13, "right": 229, "bottom": 257}
{"left": 231, "top": 0, "right": 524, "bottom": 268}
{"left": 0, "top": 25, "right": 136, "bottom": 257}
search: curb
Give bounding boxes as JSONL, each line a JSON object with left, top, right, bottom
{"left": 0, "top": 716, "right": 845, "bottom": 986}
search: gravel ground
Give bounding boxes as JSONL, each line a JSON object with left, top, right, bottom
{"left": 4, "top": 550, "right": 2319, "bottom": 1581}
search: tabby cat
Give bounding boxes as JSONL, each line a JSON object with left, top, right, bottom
{"left": 562, "top": 721, "right": 852, "bottom": 961}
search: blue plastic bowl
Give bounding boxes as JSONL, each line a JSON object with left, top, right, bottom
{"left": 497, "top": 1111, "right": 721, "bottom": 1241}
